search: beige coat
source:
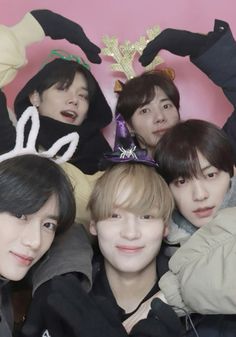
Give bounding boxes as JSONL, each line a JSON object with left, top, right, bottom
{"left": 159, "top": 207, "right": 236, "bottom": 315}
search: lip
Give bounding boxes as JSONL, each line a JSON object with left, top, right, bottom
{"left": 192, "top": 206, "right": 215, "bottom": 218}
{"left": 60, "top": 110, "right": 78, "bottom": 122}
{"left": 10, "top": 251, "right": 34, "bottom": 266}
{"left": 116, "top": 245, "right": 144, "bottom": 253}
{"left": 153, "top": 128, "right": 169, "bottom": 135}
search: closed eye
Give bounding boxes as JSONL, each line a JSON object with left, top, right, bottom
{"left": 78, "top": 93, "right": 89, "bottom": 101}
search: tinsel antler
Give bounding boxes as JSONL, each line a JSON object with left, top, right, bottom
{"left": 102, "top": 26, "right": 164, "bottom": 80}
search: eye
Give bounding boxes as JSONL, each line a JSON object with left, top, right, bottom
{"left": 110, "top": 213, "right": 121, "bottom": 219}
{"left": 174, "top": 177, "right": 186, "bottom": 187}
{"left": 163, "top": 103, "right": 172, "bottom": 109}
{"left": 140, "top": 214, "right": 153, "bottom": 219}
{"left": 78, "top": 93, "right": 89, "bottom": 101}
{"left": 43, "top": 222, "right": 58, "bottom": 232}
{"left": 139, "top": 107, "right": 150, "bottom": 114}
{"left": 206, "top": 171, "right": 218, "bottom": 179}
{"left": 13, "top": 213, "right": 27, "bottom": 220}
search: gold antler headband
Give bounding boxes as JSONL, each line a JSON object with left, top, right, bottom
{"left": 101, "top": 26, "right": 165, "bottom": 80}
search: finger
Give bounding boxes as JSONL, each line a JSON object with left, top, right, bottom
{"left": 151, "top": 298, "right": 182, "bottom": 334}
{"left": 84, "top": 50, "right": 102, "bottom": 64}
{"left": 139, "top": 40, "right": 161, "bottom": 66}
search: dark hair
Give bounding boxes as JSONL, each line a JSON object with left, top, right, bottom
{"left": 35, "top": 59, "right": 96, "bottom": 102}
{"left": 14, "top": 59, "right": 97, "bottom": 117}
{"left": 116, "top": 70, "right": 180, "bottom": 122}
{"left": 0, "top": 154, "right": 76, "bottom": 234}
{"left": 155, "top": 119, "right": 234, "bottom": 184}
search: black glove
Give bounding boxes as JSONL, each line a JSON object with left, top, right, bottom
{"left": 139, "top": 19, "right": 228, "bottom": 66}
{"left": 45, "top": 274, "right": 127, "bottom": 337}
{"left": 130, "top": 298, "right": 183, "bottom": 337}
{"left": 31, "top": 9, "right": 101, "bottom": 64}
{"left": 20, "top": 280, "right": 66, "bottom": 337}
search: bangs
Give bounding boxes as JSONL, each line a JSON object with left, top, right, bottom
{"left": 139, "top": 85, "right": 156, "bottom": 107}
{"left": 89, "top": 164, "right": 174, "bottom": 223}
{"left": 168, "top": 147, "right": 203, "bottom": 182}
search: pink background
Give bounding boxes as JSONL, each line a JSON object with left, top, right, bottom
{"left": 1, "top": 0, "right": 236, "bottom": 142}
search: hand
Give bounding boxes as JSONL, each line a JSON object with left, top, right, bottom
{"left": 31, "top": 9, "right": 101, "bottom": 64}
{"left": 20, "top": 280, "right": 65, "bottom": 337}
{"left": 123, "top": 291, "right": 163, "bottom": 333}
{"left": 139, "top": 28, "right": 207, "bottom": 66}
{"left": 46, "top": 274, "right": 128, "bottom": 337}
{"left": 129, "top": 298, "right": 183, "bottom": 337}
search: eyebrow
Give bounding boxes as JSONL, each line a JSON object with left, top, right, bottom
{"left": 46, "top": 215, "right": 59, "bottom": 221}
{"left": 201, "top": 164, "right": 213, "bottom": 172}
{"left": 80, "top": 86, "right": 88, "bottom": 91}
{"left": 160, "top": 98, "right": 172, "bottom": 103}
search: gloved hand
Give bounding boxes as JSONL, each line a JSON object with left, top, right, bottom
{"left": 21, "top": 273, "right": 128, "bottom": 337}
{"left": 139, "top": 28, "right": 207, "bottom": 66}
{"left": 31, "top": 9, "right": 101, "bottom": 64}
{"left": 130, "top": 298, "right": 183, "bottom": 337}
{"left": 20, "top": 279, "right": 67, "bottom": 337}
{"left": 139, "top": 19, "right": 228, "bottom": 66}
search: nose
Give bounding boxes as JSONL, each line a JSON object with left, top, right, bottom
{"left": 120, "top": 218, "right": 141, "bottom": 240}
{"left": 192, "top": 179, "right": 209, "bottom": 201}
{"left": 21, "top": 222, "right": 41, "bottom": 250}
{"left": 153, "top": 108, "right": 165, "bottom": 124}
{"left": 66, "top": 90, "right": 78, "bottom": 106}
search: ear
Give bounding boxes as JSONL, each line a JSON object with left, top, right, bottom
{"left": 89, "top": 220, "right": 98, "bottom": 236}
{"left": 29, "top": 91, "right": 40, "bottom": 107}
{"left": 163, "top": 224, "right": 169, "bottom": 238}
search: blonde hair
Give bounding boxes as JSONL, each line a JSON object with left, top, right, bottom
{"left": 88, "top": 163, "right": 174, "bottom": 223}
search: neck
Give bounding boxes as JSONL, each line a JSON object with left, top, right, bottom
{"left": 105, "top": 260, "right": 157, "bottom": 313}
{"left": 139, "top": 142, "right": 155, "bottom": 159}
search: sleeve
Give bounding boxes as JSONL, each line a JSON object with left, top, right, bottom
{"left": 190, "top": 20, "right": 236, "bottom": 162}
{"left": 60, "top": 162, "right": 104, "bottom": 228}
{"left": 0, "top": 12, "right": 44, "bottom": 155}
{"left": 0, "top": 12, "right": 44, "bottom": 88}
{"left": 160, "top": 207, "right": 236, "bottom": 315}
{"left": 191, "top": 20, "right": 236, "bottom": 107}
{"left": 158, "top": 271, "right": 191, "bottom": 316}
{"left": 31, "top": 223, "right": 93, "bottom": 294}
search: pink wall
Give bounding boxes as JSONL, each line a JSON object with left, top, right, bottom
{"left": 1, "top": 0, "right": 236, "bottom": 142}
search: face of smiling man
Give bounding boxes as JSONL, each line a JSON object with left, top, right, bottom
{"left": 30, "top": 72, "right": 89, "bottom": 126}
{"left": 0, "top": 195, "right": 58, "bottom": 281}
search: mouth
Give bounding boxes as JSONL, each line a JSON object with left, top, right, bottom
{"left": 60, "top": 110, "right": 78, "bottom": 122}
{"left": 192, "top": 206, "right": 215, "bottom": 218}
{"left": 116, "top": 245, "right": 144, "bottom": 253}
{"left": 10, "top": 251, "right": 34, "bottom": 266}
{"left": 153, "top": 128, "right": 169, "bottom": 136}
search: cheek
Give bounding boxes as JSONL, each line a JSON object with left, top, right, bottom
{"left": 131, "top": 114, "right": 147, "bottom": 129}
{"left": 170, "top": 188, "right": 189, "bottom": 211}
{"left": 39, "top": 234, "right": 55, "bottom": 257}
{"left": 170, "top": 109, "right": 180, "bottom": 122}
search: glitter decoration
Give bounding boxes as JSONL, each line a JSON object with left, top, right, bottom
{"left": 102, "top": 26, "right": 164, "bottom": 80}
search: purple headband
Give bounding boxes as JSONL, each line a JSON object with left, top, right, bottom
{"left": 104, "top": 113, "right": 158, "bottom": 167}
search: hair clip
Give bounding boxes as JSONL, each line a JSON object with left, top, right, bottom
{"left": 0, "top": 106, "right": 79, "bottom": 164}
